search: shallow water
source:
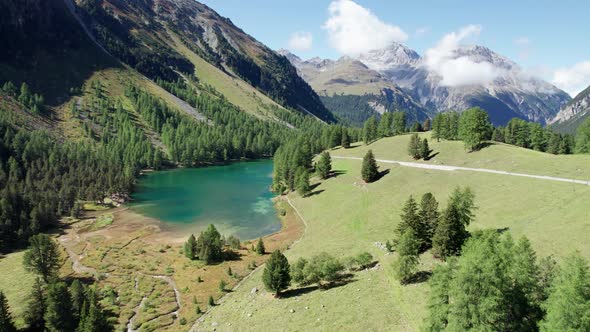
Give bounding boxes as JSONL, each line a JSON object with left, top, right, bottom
{"left": 129, "top": 160, "right": 280, "bottom": 240}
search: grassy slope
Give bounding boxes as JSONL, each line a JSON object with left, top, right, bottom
{"left": 201, "top": 136, "right": 590, "bottom": 331}
{"left": 0, "top": 252, "right": 36, "bottom": 329}
{"left": 166, "top": 30, "right": 288, "bottom": 120}
{"left": 334, "top": 133, "right": 590, "bottom": 181}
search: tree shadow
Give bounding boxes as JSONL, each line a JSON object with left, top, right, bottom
{"left": 306, "top": 189, "right": 325, "bottom": 197}
{"left": 405, "top": 271, "right": 433, "bottom": 285}
{"left": 424, "top": 151, "right": 439, "bottom": 161}
{"left": 468, "top": 142, "right": 496, "bottom": 153}
{"left": 495, "top": 227, "right": 510, "bottom": 234}
{"left": 329, "top": 170, "right": 346, "bottom": 178}
{"left": 280, "top": 275, "right": 357, "bottom": 298}
{"left": 375, "top": 168, "right": 390, "bottom": 181}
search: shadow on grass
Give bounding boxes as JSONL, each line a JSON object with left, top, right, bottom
{"left": 306, "top": 189, "right": 325, "bottom": 197}
{"left": 468, "top": 141, "right": 497, "bottom": 153}
{"left": 375, "top": 168, "right": 390, "bottom": 181}
{"left": 329, "top": 170, "right": 346, "bottom": 178}
{"left": 280, "top": 274, "right": 357, "bottom": 298}
{"left": 424, "top": 151, "right": 439, "bottom": 161}
{"left": 405, "top": 271, "right": 433, "bottom": 285}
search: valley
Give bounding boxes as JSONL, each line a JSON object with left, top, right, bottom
{"left": 1, "top": 0, "right": 590, "bottom": 331}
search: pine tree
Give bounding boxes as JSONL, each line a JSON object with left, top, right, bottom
{"left": 363, "top": 116, "right": 378, "bottom": 144}
{"left": 295, "top": 167, "right": 311, "bottom": 197}
{"left": 70, "top": 279, "right": 85, "bottom": 322}
{"left": 262, "top": 250, "right": 291, "bottom": 296}
{"left": 575, "top": 117, "right": 590, "bottom": 154}
{"left": 76, "top": 286, "right": 111, "bottom": 332}
{"left": 432, "top": 189, "right": 474, "bottom": 260}
{"left": 540, "top": 253, "right": 590, "bottom": 331}
{"left": 377, "top": 112, "right": 393, "bottom": 137}
{"left": 25, "top": 278, "right": 46, "bottom": 330}
{"left": 184, "top": 234, "right": 197, "bottom": 260}
{"left": 423, "top": 118, "right": 431, "bottom": 131}
{"left": 393, "top": 229, "right": 420, "bottom": 284}
{"left": 418, "top": 193, "right": 439, "bottom": 248}
{"left": 316, "top": 152, "right": 332, "bottom": 180}
{"left": 23, "top": 233, "right": 61, "bottom": 282}
{"left": 256, "top": 238, "right": 265, "bottom": 255}
{"left": 361, "top": 150, "right": 379, "bottom": 183}
{"left": 407, "top": 134, "right": 421, "bottom": 159}
{"left": 341, "top": 130, "right": 351, "bottom": 149}
{"left": 0, "top": 292, "right": 16, "bottom": 332}
{"left": 397, "top": 196, "right": 425, "bottom": 244}
{"left": 45, "top": 282, "right": 76, "bottom": 332}
{"left": 392, "top": 112, "right": 407, "bottom": 135}
{"left": 420, "top": 138, "right": 430, "bottom": 160}
{"left": 208, "top": 295, "right": 215, "bottom": 307}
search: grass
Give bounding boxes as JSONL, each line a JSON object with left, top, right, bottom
{"left": 333, "top": 133, "right": 590, "bottom": 181}
{"left": 201, "top": 136, "right": 590, "bottom": 331}
{"left": 92, "top": 213, "right": 114, "bottom": 230}
{"left": 0, "top": 251, "right": 36, "bottom": 329}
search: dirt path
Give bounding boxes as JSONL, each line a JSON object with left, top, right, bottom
{"left": 58, "top": 231, "right": 98, "bottom": 278}
{"left": 332, "top": 156, "right": 590, "bottom": 186}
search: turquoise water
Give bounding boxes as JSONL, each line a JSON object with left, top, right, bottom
{"left": 129, "top": 160, "right": 280, "bottom": 240}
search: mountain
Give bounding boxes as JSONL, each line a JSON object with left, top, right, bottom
{"left": 279, "top": 49, "right": 430, "bottom": 126}
{"left": 550, "top": 85, "right": 590, "bottom": 133}
{"left": 0, "top": 0, "right": 334, "bottom": 123}
{"left": 356, "top": 43, "right": 571, "bottom": 126}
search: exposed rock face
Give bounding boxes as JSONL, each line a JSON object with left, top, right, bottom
{"left": 550, "top": 85, "right": 590, "bottom": 133}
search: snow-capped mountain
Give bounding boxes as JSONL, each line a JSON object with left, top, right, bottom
{"left": 355, "top": 43, "right": 571, "bottom": 125}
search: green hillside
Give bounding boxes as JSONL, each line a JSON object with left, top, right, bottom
{"left": 201, "top": 135, "right": 590, "bottom": 331}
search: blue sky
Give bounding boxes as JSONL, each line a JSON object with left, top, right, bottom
{"left": 201, "top": 0, "right": 590, "bottom": 96}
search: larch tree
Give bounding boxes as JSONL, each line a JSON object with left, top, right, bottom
{"left": 24, "top": 278, "right": 46, "bottom": 330}
{"left": 575, "top": 117, "right": 590, "bottom": 153}
{"left": 295, "top": 167, "right": 311, "bottom": 197}
{"left": 363, "top": 116, "right": 378, "bottom": 144}
{"left": 540, "top": 252, "right": 590, "bottom": 331}
{"left": 23, "top": 233, "right": 61, "bottom": 282}
{"left": 361, "top": 150, "right": 379, "bottom": 183}
{"left": 44, "top": 282, "right": 75, "bottom": 332}
{"left": 408, "top": 134, "right": 422, "bottom": 159}
{"left": 262, "top": 250, "right": 291, "bottom": 296}
{"left": 317, "top": 151, "right": 332, "bottom": 180}
{"left": 418, "top": 193, "right": 439, "bottom": 249}
{"left": 0, "top": 292, "right": 16, "bottom": 332}
{"left": 458, "top": 107, "right": 492, "bottom": 151}
{"left": 341, "top": 130, "right": 351, "bottom": 149}
{"left": 420, "top": 138, "right": 430, "bottom": 160}
{"left": 393, "top": 229, "right": 420, "bottom": 284}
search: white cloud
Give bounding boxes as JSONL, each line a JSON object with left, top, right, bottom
{"left": 552, "top": 61, "right": 590, "bottom": 97}
{"left": 287, "top": 31, "right": 313, "bottom": 52}
{"left": 514, "top": 37, "right": 531, "bottom": 46}
{"left": 423, "top": 25, "right": 504, "bottom": 87}
{"left": 322, "top": 0, "right": 408, "bottom": 56}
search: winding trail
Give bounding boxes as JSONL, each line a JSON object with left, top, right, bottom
{"left": 332, "top": 156, "right": 590, "bottom": 186}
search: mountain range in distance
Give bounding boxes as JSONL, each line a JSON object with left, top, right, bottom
{"left": 280, "top": 42, "right": 588, "bottom": 130}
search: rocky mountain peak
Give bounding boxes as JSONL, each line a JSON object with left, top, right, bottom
{"left": 356, "top": 42, "right": 421, "bottom": 71}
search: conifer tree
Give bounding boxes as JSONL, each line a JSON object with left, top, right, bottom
{"left": 262, "top": 250, "right": 291, "bottom": 296}
{"left": 70, "top": 279, "right": 85, "bottom": 322}
{"left": 0, "top": 291, "right": 16, "bottom": 332}
{"left": 256, "top": 238, "right": 265, "bottom": 255}
{"left": 45, "top": 282, "right": 75, "bottom": 332}
{"left": 393, "top": 229, "right": 420, "bottom": 284}
{"left": 23, "top": 233, "right": 61, "bottom": 282}
{"left": 418, "top": 193, "right": 439, "bottom": 248}
{"left": 184, "top": 234, "right": 197, "bottom": 260}
{"left": 195, "top": 225, "right": 223, "bottom": 264}
{"left": 377, "top": 112, "right": 393, "bottom": 137}
{"left": 575, "top": 117, "right": 590, "bottom": 154}
{"left": 25, "top": 278, "right": 46, "bottom": 330}
{"left": 408, "top": 134, "right": 422, "bottom": 159}
{"left": 76, "top": 286, "right": 112, "bottom": 332}
{"left": 361, "top": 150, "right": 379, "bottom": 183}
{"left": 423, "top": 118, "right": 431, "bottom": 132}
{"left": 341, "top": 130, "right": 351, "bottom": 149}
{"left": 458, "top": 107, "right": 492, "bottom": 151}
{"left": 540, "top": 253, "right": 590, "bottom": 331}
{"left": 423, "top": 259, "right": 456, "bottom": 331}
{"left": 363, "top": 116, "right": 378, "bottom": 144}
{"left": 392, "top": 112, "right": 407, "bottom": 135}
{"left": 420, "top": 138, "right": 430, "bottom": 160}
{"left": 295, "top": 167, "right": 311, "bottom": 197}
{"left": 317, "top": 152, "right": 332, "bottom": 180}
{"left": 397, "top": 196, "right": 427, "bottom": 247}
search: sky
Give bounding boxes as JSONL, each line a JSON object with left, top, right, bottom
{"left": 200, "top": 0, "right": 590, "bottom": 97}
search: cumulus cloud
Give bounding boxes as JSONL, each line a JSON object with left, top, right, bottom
{"left": 322, "top": 0, "right": 408, "bottom": 56}
{"left": 287, "top": 31, "right": 313, "bottom": 52}
{"left": 552, "top": 61, "right": 590, "bottom": 97}
{"left": 423, "top": 25, "right": 504, "bottom": 87}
